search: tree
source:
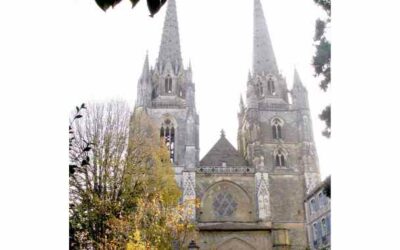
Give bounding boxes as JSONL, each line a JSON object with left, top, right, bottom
{"left": 312, "top": 0, "right": 331, "bottom": 138}
{"left": 69, "top": 100, "right": 132, "bottom": 248}
{"left": 123, "top": 108, "right": 197, "bottom": 249}
{"left": 69, "top": 103, "right": 89, "bottom": 177}
{"left": 95, "top": 0, "right": 167, "bottom": 17}
{"left": 69, "top": 101, "right": 196, "bottom": 249}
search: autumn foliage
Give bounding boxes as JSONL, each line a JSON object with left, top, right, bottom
{"left": 69, "top": 101, "right": 196, "bottom": 249}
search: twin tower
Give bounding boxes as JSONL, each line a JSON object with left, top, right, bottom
{"left": 135, "top": 0, "right": 321, "bottom": 249}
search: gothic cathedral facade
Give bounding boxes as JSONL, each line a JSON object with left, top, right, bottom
{"left": 134, "top": 0, "right": 321, "bottom": 249}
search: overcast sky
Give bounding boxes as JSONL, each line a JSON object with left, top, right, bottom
{"left": 63, "top": 0, "right": 331, "bottom": 178}
{"left": 4, "top": 1, "right": 400, "bottom": 248}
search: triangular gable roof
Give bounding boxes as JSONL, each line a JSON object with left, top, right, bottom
{"left": 200, "top": 131, "right": 248, "bottom": 167}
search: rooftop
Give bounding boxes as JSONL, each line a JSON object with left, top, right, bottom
{"left": 200, "top": 130, "right": 248, "bottom": 167}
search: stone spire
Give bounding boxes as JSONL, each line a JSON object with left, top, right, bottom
{"left": 253, "top": 0, "right": 278, "bottom": 76}
{"left": 141, "top": 51, "right": 149, "bottom": 80}
{"left": 291, "top": 67, "right": 309, "bottom": 109}
{"left": 293, "top": 67, "right": 304, "bottom": 88}
{"left": 157, "top": 0, "right": 182, "bottom": 70}
{"left": 239, "top": 94, "right": 245, "bottom": 113}
{"left": 136, "top": 53, "right": 150, "bottom": 108}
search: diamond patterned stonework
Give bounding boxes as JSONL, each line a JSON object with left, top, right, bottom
{"left": 213, "top": 192, "right": 238, "bottom": 217}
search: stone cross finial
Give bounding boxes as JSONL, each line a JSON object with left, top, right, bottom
{"left": 220, "top": 129, "right": 225, "bottom": 137}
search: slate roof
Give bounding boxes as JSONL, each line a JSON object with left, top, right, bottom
{"left": 200, "top": 131, "right": 248, "bottom": 167}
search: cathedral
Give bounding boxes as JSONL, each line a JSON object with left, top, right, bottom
{"left": 134, "top": 0, "right": 321, "bottom": 249}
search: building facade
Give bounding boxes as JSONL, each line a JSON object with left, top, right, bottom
{"left": 135, "top": 0, "right": 199, "bottom": 191}
{"left": 305, "top": 176, "right": 331, "bottom": 250}
{"left": 134, "top": 0, "right": 324, "bottom": 249}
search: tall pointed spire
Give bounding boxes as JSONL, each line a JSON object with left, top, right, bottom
{"left": 253, "top": 0, "right": 278, "bottom": 76}
{"left": 141, "top": 51, "right": 149, "bottom": 79}
{"left": 136, "top": 52, "right": 150, "bottom": 108}
{"left": 292, "top": 67, "right": 309, "bottom": 109}
{"left": 239, "top": 94, "right": 245, "bottom": 109}
{"left": 293, "top": 67, "right": 307, "bottom": 92}
{"left": 157, "top": 0, "right": 182, "bottom": 69}
{"left": 293, "top": 67, "right": 303, "bottom": 87}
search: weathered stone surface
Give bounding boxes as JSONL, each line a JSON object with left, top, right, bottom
{"left": 199, "top": 231, "right": 272, "bottom": 250}
{"left": 197, "top": 177, "right": 256, "bottom": 223}
{"left": 133, "top": 0, "right": 324, "bottom": 249}
{"left": 200, "top": 132, "right": 248, "bottom": 167}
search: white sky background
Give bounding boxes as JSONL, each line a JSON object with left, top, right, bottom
{"left": 65, "top": 0, "right": 331, "bottom": 178}
{"left": 2, "top": 1, "right": 400, "bottom": 249}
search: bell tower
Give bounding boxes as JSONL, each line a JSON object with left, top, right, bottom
{"left": 134, "top": 0, "right": 199, "bottom": 190}
{"left": 237, "top": 0, "right": 321, "bottom": 248}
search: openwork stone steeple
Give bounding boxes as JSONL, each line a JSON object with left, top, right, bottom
{"left": 135, "top": 52, "right": 150, "bottom": 107}
{"left": 134, "top": 0, "right": 199, "bottom": 202}
{"left": 157, "top": 0, "right": 182, "bottom": 70}
{"left": 253, "top": 0, "right": 278, "bottom": 76}
{"left": 292, "top": 67, "right": 310, "bottom": 109}
{"left": 293, "top": 67, "right": 304, "bottom": 88}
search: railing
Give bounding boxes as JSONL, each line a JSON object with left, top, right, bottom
{"left": 151, "top": 101, "right": 186, "bottom": 109}
{"left": 259, "top": 102, "right": 290, "bottom": 110}
{"left": 196, "top": 166, "right": 255, "bottom": 174}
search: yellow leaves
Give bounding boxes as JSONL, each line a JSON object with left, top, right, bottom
{"left": 126, "top": 188, "right": 197, "bottom": 249}
{"left": 71, "top": 102, "right": 197, "bottom": 248}
{"left": 127, "top": 229, "right": 147, "bottom": 250}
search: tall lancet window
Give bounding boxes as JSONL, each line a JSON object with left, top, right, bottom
{"left": 178, "top": 87, "right": 185, "bottom": 98}
{"left": 256, "top": 79, "right": 264, "bottom": 97}
{"left": 165, "top": 75, "right": 172, "bottom": 94}
{"left": 267, "top": 77, "right": 275, "bottom": 95}
{"left": 275, "top": 149, "right": 286, "bottom": 167}
{"left": 152, "top": 86, "right": 158, "bottom": 99}
{"left": 272, "top": 118, "right": 283, "bottom": 139}
{"left": 160, "top": 119, "right": 175, "bottom": 162}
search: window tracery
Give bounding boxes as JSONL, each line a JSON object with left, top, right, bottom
{"left": 275, "top": 149, "right": 286, "bottom": 167}
{"left": 178, "top": 87, "right": 185, "bottom": 98}
{"left": 152, "top": 86, "right": 158, "bottom": 99}
{"left": 310, "top": 199, "right": 316, "bottom": 213}
{"left": 321, "top": 218, "right": 327, "bottom": 237}
{"left": 213, "top": 192, "right": 238, "bottom": 217}
{"left": 160, "top": 119, "right": 175, "bottom": 162}
{"left": 256, "top": 79, "right": 264, "bottom": 97}
{"left": 165, "top": 75, "right": 172, "bottom": 93}
{"left": 313, "top": 223, "right": 319, "bottom": 241}
{"left": 272, "top": 118, "right": 283, "bottom": 139}
{"left": 267, "top": 77, "right": 275, "bottom": 95}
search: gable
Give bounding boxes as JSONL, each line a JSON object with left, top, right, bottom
{"left": 200, "top": 135, "right": 247, "bottom": 166}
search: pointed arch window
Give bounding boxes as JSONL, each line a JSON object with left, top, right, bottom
{"left": 310, "top": 199, "right": 315, "bottom": 214}
{"left": 152, "top": 87, "right": 157, "bottom": 99}
{"left": 160, "top": 126, "right": 164, "bottom": 137}
{"left": 256, "top": 79, "right": 264, "bottom": 97}
{"left": 275, "top": 149, "right": 286, "bottom": 167}
{"left": 160, "top": 119, "right": 175, "bottom": 162}
{"left": 267, "top": 77, "right": 275, "bottom": 95}
{"left": 178, "top": 87, "right": 185, "bottom": 98}
{"left": 318, "top": 192, "right": 324, "bottom": 208}
{"left": 312, "top": 223, "right": 319, "bottom": 245}
{"left": 321, "top": 218, "right": 327, "bottom": 237}
{"left": 272, "top": 118, "right": 283, "bottom": 139}
{"left": 165, "top": 75, "right": 172, "bottom": 93}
